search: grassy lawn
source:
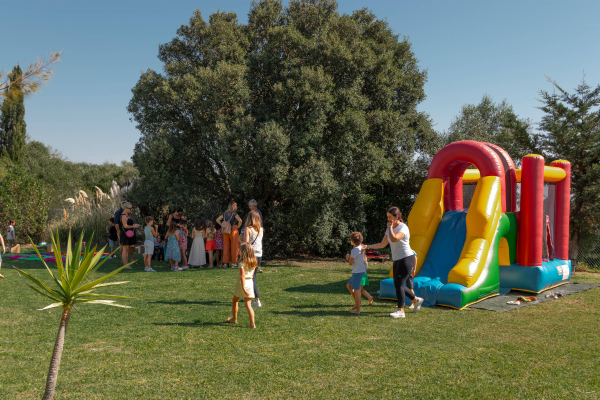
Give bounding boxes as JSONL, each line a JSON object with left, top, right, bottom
{"left": 1, "top": 254, "right": 599, "bottom": 399}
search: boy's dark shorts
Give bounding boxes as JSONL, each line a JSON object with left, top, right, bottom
{"left": 406, "top": 274, "right": 414, "bottom": 290}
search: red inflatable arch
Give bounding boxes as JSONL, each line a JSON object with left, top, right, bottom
{"left": 483, "top": 142, "right": 517, "bottom": 212}
{"left": 427, "top": 140, "right": 506, "bottom": 212}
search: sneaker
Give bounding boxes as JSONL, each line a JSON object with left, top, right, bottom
{"left": 180, "top": 265, "right": 189, "bottom": 270}
{"left": 389, "top": 310, "right": 405, "bottom": 318}
{"left": 144, "top": 267, "right": 156, "bottom": 272}
{"left": 171, "top": 266, "right": 182, "bottom": 271}
{"left": 412, "top": 297, "right": 424, "bottom": 313}
{"left": 111, "top": 255, "right": 117, "bottom": 258}
{"left": 251, "top": 299, "right": 262, "bottom": 308}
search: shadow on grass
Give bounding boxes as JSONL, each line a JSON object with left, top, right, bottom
{"left": 270, "top": 310, "right": 356, "bottom": 317}
{"left": 288, "top": 302, "right": 389, "bottom": 309}
{"left": 153, "top": 320, "right": 227, "bottom": 327}
{"left": 149, "top": 300, "right": 230, "bottom": 306}
{"left": 284, "top": 280, "right": 350, "bottom": 294}
{"left": 285, "top": 279, "right": 387, "bottom": 295}
{"left": 269, "top": 302, "right": 390, "bottom": 317}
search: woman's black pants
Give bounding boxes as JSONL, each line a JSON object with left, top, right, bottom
{"left": 253, "top": 257, "right": 261, "bottom": 299}
{"left": 393, "top": 255, "right": 416, "bottom": 308}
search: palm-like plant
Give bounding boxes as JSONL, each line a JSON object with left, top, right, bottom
{"left": 13, "top": 231, "right": 133, "bottom": 400}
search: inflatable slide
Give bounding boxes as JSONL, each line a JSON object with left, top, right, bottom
{"left": 380, "top": 141, "right": 572, "bottom": 309}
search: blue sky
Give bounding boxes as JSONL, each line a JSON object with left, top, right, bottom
{"left": 2, "top": 0, "right": 599, "bottom": 164}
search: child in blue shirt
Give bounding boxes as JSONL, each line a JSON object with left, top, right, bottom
{"left": 345, "top": 232, "right": 368, "bottom": 315}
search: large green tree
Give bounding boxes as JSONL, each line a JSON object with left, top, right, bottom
{"left": 446, "top": 94, "right": 540, "bottom": 164}
{"left": 1, "top": 65, "right": 27, "bottom": 164}
{"left": 538, "top": 77, "right": 600, "bottom": 261}
{"left": 128, "top": 0, "right": 440, "bottom": 255}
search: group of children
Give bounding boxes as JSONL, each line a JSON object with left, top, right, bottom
{"left": 154, "top": 218, "right": 227, "bottom": 271}
{"left": 106, "top": 217, "right": 228, "bottom": 272}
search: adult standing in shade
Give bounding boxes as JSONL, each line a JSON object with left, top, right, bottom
{"left": 360, "top": 206, "right": 424, "bottom": 318}
{"left": 247, "top": 199, "right": 263, "bottom": 227}
{"left": 216, "top": 201, "right": 243, "bottom": 268}
{"left": 166, "top": 208, "right": 185, "bottom": 227}
{"left": 119, "top": 202, "right": 139, "bottom": 269}
{"left": 113, "top": 199, "right": 130, "bottom": 260}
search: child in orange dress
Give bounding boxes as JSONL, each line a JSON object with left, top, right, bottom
{"left": 203, "top": 220, "right": 217, "bottom": 268}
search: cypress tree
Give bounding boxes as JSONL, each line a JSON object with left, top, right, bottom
{"left": 1, "top": 65, "right": 27, "bottom": 165}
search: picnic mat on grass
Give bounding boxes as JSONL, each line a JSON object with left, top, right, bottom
{"left": 469, "top": 282, "right": 600, "bottom": 312}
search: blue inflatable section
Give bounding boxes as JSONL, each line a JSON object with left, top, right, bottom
{"left": 379, "top": 210, "right": 468, "bottom": 307}
{"left": 500, "top": 259, "right": 571, "bottom": 293}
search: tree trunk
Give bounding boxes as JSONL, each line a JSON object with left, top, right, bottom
{"left": 42, "top": 305, "right": 71, "bottom": 400}
{"left": 569, "top": 232, "right": 579, "bottom": 270}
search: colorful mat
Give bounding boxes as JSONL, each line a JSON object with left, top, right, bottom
{"left": 3, "top": 252, "right": 110, "bottom": 263}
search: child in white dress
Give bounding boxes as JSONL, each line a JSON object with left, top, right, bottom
{"left": 188, "top": 218, "right": 206, "bottom": 268}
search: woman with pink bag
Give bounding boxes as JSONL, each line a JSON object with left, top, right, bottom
{"left": 119, "top": 202, "right": 140, "bottom": 269}
{"left": 216, "top": 201, "right": 243, "bottom": 268}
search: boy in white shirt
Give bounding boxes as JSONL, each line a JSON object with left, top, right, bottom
{"left": 345, "top": 232, "right": 368, "bottom": 315}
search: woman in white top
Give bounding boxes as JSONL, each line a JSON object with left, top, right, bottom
{"left": 361, "top": 207, "right": 424, "bottom": 318}
{"left": 243, "top": 210, "right": 264, "bottom": 308}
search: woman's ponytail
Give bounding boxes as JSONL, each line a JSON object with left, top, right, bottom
{"left": 387, "top": 206, "right": 403, "bottom": 223}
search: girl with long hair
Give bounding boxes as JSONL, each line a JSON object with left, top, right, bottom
{"left": 203, "top": 220, "right": 217, "bottom": 268}
{"left": 226, "top": 243, "right": 258, "bottom": 328}
{"left": 189, "top": 218, "right": 206, "bottom": 268}
{"left": 216, "top": 201, "right": 243, "bottom": 267}
{"left": 164, "top": 220, "right": 182, "bottom": 271}
{"left": 243, "top": 210, "right": 264, "bottom": 308}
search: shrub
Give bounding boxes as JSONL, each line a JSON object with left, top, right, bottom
{"left": 0, "top": 161, "right": 51, "bottom": 242}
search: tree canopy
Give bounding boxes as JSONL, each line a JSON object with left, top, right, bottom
{"left": 128, "top": 0, "right": 440, "bottom": 255}
{"left": 537, "top": 77, "right": 600, "bottom": 259}
{"left": 446, "top": 94, "right": 540, "bottom": 165}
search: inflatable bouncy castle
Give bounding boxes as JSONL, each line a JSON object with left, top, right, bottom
{"left": 379, "top": 141, "right": 572, "bottom": 309}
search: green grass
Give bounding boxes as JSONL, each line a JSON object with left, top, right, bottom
{"left": 1, "top": 255, "right": 599, "bottom": 399}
